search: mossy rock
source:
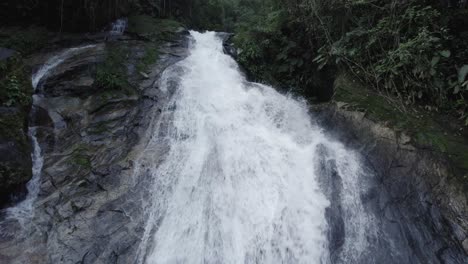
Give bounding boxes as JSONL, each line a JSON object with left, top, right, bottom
{"left": 334, "top": 72, "right": 468, "bottom": 184}
{"left": 136, "top": 42, "right": 159, "bottom": 73}
{"left": 95, "top": 44, "right": 133, "bottom": 93}
{"left": 68, "top": 143, "right": 93, "bottom": 170}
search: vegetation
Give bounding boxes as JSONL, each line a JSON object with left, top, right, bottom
{"left": 127, "top": 14, "right": 182, "bottom": 40}
{"left": 335, "top": 73, "right": 468, "bottom": 180}
{"left": 0, "top": 0, "right": 194, "bottom": 32}
{"left": 137, "top": 43, "right": 159, "bottom": 72}
{"left": 0, "top": 26, "right": 48, "bottom": 54}
{"left": 0, "top": 0, "right": 466, "bottom": 175}
{"left": 184, "top": 0, "right": 468, "bottom": 179}
{"left": 95, "top": 45, "right": 130, "bottom": 91}
{"left": 191, "top": 0, "right": 468, "bottom": 125}
{"left": 0, "top": 55, "right": 32, "bottom": 107}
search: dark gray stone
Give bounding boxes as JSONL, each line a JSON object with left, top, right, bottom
{"left": 0, "top": 31, "right": 189, "bottom": 263}
{"left": 312, "top": 103, "right": 468, "bottom": 262}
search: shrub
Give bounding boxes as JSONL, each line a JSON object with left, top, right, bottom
{"left": 0, "top": 56, "right": 32, "bottom": 107}
{"left": 95, "top": 46, "right": 129, "bottom": 91}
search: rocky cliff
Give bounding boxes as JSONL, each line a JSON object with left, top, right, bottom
{"left": 0, "top": 19, "right": 189, "bottom": 263}
{"left": 312, "top": 99, "right": 468, "bottom": 260}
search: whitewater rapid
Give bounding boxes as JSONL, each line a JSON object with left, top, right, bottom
{"left": 137, "top": 32, "right": 373, "bottom": 263}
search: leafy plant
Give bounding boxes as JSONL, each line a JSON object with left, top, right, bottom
{"left": 136, "top": 43, "right": 159, "bottom": 73}
{"left": 95, "top": 45, "right": 129, "bottom": 91}
{"left": 0, "top": 56, "right": 32, "bottom": 107}
{"left": 230, "top": 0, "right": 468, "bottom": 124}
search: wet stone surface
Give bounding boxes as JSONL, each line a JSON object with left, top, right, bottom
{"left": 0, "top": 31, "right": 189, "bottom": 263}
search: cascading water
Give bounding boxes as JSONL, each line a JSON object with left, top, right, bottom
{"left": 3, "top": 44, "right": 96, "bottom": 224}
{"left": 31, "top": 44, "right": 96, "bottom": 89}
{"left": 109, "top": 18, "right": 128, "bottom": 36}
{"left": 0, "top": 30, "right": 463, "bottom": 263}
{"left": 136, "top": 31, "right": 376, "bottom": 263}
{"left": 5, "top": 126, "right": 44, "bottom": 226}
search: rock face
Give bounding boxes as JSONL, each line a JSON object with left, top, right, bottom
{"left": 313, "top": 103, "right": 468, "bottom": 261}
{"left": 0, "top": 30, "right": 189, "bottom": 263}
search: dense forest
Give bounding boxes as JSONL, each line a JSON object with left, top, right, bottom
{"left": 210, "top": 0, "right": 468, "bottom": 126}
{"left": 1, "top": 0, "right": 467, "bottom": 122}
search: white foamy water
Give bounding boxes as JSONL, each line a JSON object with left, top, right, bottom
{"left": 109, "top": 18, "right": 128, "bottom": 36}
{"left": 5, "top": 44, "right": 95, "bottom": 224}
{"left": 136, "top": 31, "right": 374, "bottom": 263}
{"left": 5, "top": 127, "right": 44, "bottom": 225}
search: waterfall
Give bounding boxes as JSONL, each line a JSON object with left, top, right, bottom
{"left": 109, "top": 18, "right": 128, "bottom": 36}
{"left": 137, "top": 31, "right": 375, "bottom": 263}
{"left": 5, "top": 127, "right": 44, "bottom": 226}
{"left": 32, "top": 44, "right": 96, "bottom": 90}
{"left": 4, "top": 44, "right": 95, "bottom": 224}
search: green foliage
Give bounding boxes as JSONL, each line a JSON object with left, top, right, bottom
{"left": 232, "top": 1, "right": 321, "bottom": 96}
{"left": 0, "top": 111, "right": 28, "bottom": 150}
{"left": 228, "top": 0, "right": 468, "bottom": 124}
{"left": 188, "top": 0, "right": 237, "bottom": 31}
{"left": 318, "top": 4, "right": 450, "bottom": 104}
{"left": 3, "top": 74, "right": 29, "bottom": 106}
{"left": 96, "top": 68, "right": 127, "bottom": 90}
{"left": 96, "top": 46, "right": 130, "bottom": 91}
{"left": 137, "top": 43, "right": 159, "bottom": 72}
{"left": 0, "top": 26, "right": 48, "bottom": 54}
{"left": 69, "top": 144, "right": 92, "bottom": 169}
{"left": 0, "top": 56, "right": 32, "bottom": 107}
{"left": 316, "top": 1, "right": 468, "bottom": 124}
{"left": 335, "top": 72, "right": 468, "bottom": 178}
{"left": 127, "top": 15, "right": 182, "bottom": 40}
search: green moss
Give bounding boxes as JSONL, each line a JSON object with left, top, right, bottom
{"left": 69, "top": 144, "right": 92, "bottom": 169}
{"left": 73, "top": 156, "right": 91, "bottom": 167}
{"left": 137, "top": 43, "right": 159, "bottom": 73}
{"left": 95, "top": 44, "right": 132, "bottom": 93}
{"left": 88, "top": 120, "right": 113, "bottom": 135}
{"left": 334, "top": 72, "right": 468, "bottom": 180}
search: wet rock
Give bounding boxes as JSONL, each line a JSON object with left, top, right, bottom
{"left": 316, "top": 145, "right": 345, "bottom": 261}
{"left": 218, "top": 33, "right": 237, "bottom": 59}
{"left": 313, "top": 102, "right": 468, "bottom": 260}
{"left": 0, "top": 30, "right": 189, "bottom": 263}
